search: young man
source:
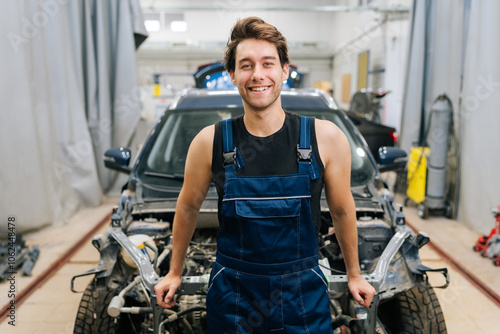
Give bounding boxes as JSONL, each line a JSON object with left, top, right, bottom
{"left": 155, "top": 17, "right": 375, "bottom": 333}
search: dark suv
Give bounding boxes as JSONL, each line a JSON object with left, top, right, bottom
{"left": 73, "top": 88, "right": 449, "bottom": 334}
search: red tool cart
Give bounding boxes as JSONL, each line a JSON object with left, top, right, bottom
{"left": 473, "top": 205, "right": 500, "bottom": 266}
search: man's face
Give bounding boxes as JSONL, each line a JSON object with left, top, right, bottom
{"left": 230, "top": 38, "right": 289, "bottom": 112}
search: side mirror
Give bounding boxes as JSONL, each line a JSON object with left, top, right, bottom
{"left": 104, "top": 147, "right": 131, "bottom": 174}
{"left": 378, "top": 147, "right": 407, "bottom": 173}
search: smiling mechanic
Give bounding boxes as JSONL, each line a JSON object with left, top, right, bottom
{"left": 154, "top": 17, "right": 375, "bottom": 333}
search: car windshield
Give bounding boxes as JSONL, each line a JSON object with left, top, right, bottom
{"left": 136, "top": 108, "right": 376, "bottom": 189}
{"left": 136, "top": 109, "right": 235, "bottom": 187}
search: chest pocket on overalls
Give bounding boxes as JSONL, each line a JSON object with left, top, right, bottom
{"left": 233, "top": 196, "right": 302, "bottom": 263}
{"left": 235, "top": 198, "right": 301, "bottom": 219}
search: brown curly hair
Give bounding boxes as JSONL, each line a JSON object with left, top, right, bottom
{"left": 224, "top": 17, "right": 290, "bottom": 73}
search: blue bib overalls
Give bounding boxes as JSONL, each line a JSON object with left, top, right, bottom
{"left": 206, "top": 116, "right": 333, "bottom": 333}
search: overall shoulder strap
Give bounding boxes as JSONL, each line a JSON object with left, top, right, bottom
{"left": 299, "top": 116, "right": 311, "bottom": 150}
{"left": 298, "top": 116, "right": 320, "bottom": 180}
{"left": 221, "top": 118, "right": 244, "bottom": 175}
{"left": 222, "top": 118, "right": 233, "bottom": 154}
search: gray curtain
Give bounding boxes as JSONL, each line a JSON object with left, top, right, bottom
{"left": 459, "top": 0, "right": 500, "bottom": 233}
{"left": 0, "top": 0, "right": 147, "bottom": 234}
{"left": 400, "top": 0, "right": 466, "bottom": 152}
{"left": 400, "top": 0, "right": 500, "bottom": 233}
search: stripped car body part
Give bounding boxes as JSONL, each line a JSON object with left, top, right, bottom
{"left": 72, "top": 89, "right": 449, "bottom": 334}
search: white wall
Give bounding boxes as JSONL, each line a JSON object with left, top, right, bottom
{"left": 329, "top": 3, "right": 411, "bottom": 134}
{"left": 330, "top": 9, "right": 386, "bottom": 109}
{"left": 384, "top": 19, "right": 410, "bottom": 130}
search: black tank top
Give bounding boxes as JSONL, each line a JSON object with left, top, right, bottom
{"left": 212, "top": 111, "right": 325, "bottom": 232}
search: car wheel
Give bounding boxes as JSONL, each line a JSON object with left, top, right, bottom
{"left": 74, "top": 282, "right": 142, "bottom": 334}
{"left": 74, "top": 282, "right": 120, "bottom": 334}
{"left": 378, "top": 283, "right": 447, "bottom": 334}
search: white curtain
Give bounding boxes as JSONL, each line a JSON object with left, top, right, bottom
{"left": 0, "top": 0, "right": 147, "bottom": 234}
{"left": 400, "top": 0, "right": 500, "bottom": 233}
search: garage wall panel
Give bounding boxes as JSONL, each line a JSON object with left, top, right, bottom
{"left": 383, "top": 19, "right": 409, "bottom": 130}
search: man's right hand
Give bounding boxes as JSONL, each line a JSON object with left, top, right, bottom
{"left": 154, "top": 273, "right": 181, "bottom": 308}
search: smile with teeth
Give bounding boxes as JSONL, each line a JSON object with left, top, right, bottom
{"left": 249, "top": 86, "right": 269, "bottom": 92}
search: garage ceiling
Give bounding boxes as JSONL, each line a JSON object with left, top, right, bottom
{"left": 139, "top": 0, "right": 410, "bottom": 13}
{"left": 137, "top": 0, "right": 410, "bottom": 60}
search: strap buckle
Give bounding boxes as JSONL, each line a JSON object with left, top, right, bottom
{"left": 223, "top": 147, "right": 237, "bottom": 166}
{"left": 297, "top": 145, "right": 312, "bottom": 162}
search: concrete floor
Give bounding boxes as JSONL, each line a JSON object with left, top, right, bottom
{"left": 1, "top": 194, "right": 500, "bottom": 333}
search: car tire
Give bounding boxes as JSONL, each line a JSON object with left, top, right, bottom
{"left": 378, "top": 283, "right": 447, "bottom": 334}
{"left": 74, "top": 282, "right": 131, "bottom": 334}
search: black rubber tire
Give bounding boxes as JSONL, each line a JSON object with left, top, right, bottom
{"left": 73, "top": 282, "right": 120, "bottom": 334}
{"left": 378, "top": 283, "right": 447, "bottom": 334}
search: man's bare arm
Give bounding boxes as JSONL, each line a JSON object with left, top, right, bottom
{"left": 154, "top": 125, "right": 214, "bottom": 308}
{"left": 316, "top": 119, "right": 375, "bottom": 307}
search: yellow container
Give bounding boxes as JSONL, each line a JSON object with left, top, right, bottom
{"left": 406, "top": 147, "right": 430, "bottom": 204}
{"left": 153, "top": 84, "right": 161, "bottom": 97}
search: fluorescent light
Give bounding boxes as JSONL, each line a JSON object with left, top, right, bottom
{"left": 170, "top": 21, "right": 187, "bottom": 32}
{"left": 144, "top": 20, "right": 160, "bottom": 32}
